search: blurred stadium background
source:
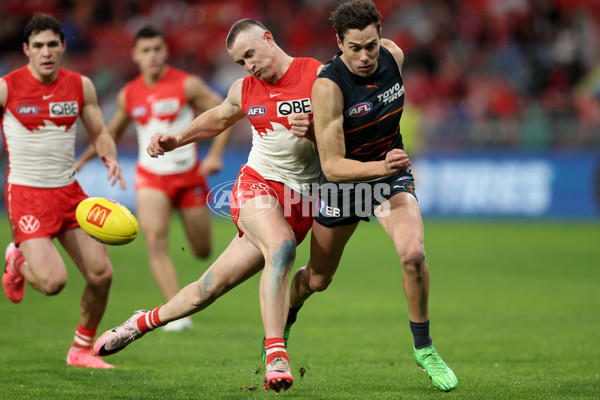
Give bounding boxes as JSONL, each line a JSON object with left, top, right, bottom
{"left": 1, "top": 0, "right": 599, "bottom": 219}
{"left": 2, "top": 3, "right": 599, "bottom": 398}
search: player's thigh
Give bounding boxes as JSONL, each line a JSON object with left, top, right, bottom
{"left": 375, "top": 192, "right": 424, "bottom": 254}
{"left": 136, "top": 188, "right": 172, "bottom": 238}
{"left": 308, "top": 220, "right": 358, "bottom": 276}
{"left": 180, "top": 205, "right": 211, "bottom": 249}
{"left": 58, "top": 228, "right": 112, "bottom": 280}
{"left": 19, "top": 237, "right": 68, "bottom": 283}
{"left": 237, "top": 195, "right": 295, "bottom": 254}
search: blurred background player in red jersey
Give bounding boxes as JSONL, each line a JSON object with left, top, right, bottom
{"left": 75, "top": 26, "right": 233, "bottom": 331}
{"left": 1, "top": 13, "right": 125, "bottom": 368}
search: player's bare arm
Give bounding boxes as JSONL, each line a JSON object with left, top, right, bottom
{"left": 0, "top": 79, "right": 7, "bottom": 109}
{"left": 185, "top": 75, "right": 233, "bottom": 175}
{"left": 107, "top": 89, "right": 134, "bottom": 143}
{"left": 80, "top": 76, "right": 126, "bottom": 189}
{"left": 381, "top": 38, "right": 405, "bottom": 73}
{"left": 147, "top": 78, "right": 245, "bottom": 158}
{"left": 75, "top": 88, "right": 132, "bottom": 170}
{"left": 312, "top": 78, "right": 410, "bottom": 182}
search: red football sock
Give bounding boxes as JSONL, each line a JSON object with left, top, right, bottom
{"left": 12, "top": 254, "right": 25, "bottom": 273}
{"left": 265, "top": 337, "right": 289, "bottom": 365}
{"left": 136, "top": 306, "right": 165, "bottom": 333}
{"left": 71, "top": 324, "right": 96, "bottom": 351}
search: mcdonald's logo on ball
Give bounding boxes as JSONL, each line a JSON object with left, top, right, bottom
{"left": 86, "top": 204, "right": 112, "bottom": 228}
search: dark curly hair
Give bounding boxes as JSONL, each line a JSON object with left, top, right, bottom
{"left": 134, "top": 25, "right": 165, "bottom": 44}
{"left": 330, "top": 0, "right": 382, "bottom": 42}
{"left": 23, "top": 13, "right": 64, "bottom": 45}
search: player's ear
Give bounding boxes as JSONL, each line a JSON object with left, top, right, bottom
{"left": 263, "top": 30, "right": 274, "bottom": 46}
{"left": 336, "top": 34, "right": 343, "bottom": 52}
{"left": 22, "top": 42, "right": 30, "bottom": 57}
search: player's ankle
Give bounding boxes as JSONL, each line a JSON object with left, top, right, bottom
{"left": 71, "top": 323, "right": 97, "bottom": 352}
{"left": 265, "top": 337, "right": 289, "bottom": 364}
{"left": 136, "top": 306, "right": 165, "bottom": 333}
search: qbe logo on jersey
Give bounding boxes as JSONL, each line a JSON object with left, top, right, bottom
{"left": 86, "top": 204, "right": 112, "bottom": 228}
{"left": 152, "top": 97, "right": 179, "bottom": 116}
{"left": 49, "top": 101, "right": 79, "bottom": 117}
{"left": 277, "top": 98, "right": 312, "bottom": 117}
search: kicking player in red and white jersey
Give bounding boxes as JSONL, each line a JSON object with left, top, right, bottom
{"left": 75, "top": 26, "right": 232, "bottom": 331}
{"left": 94, "top": 19, "right": 323, "bottom": 392}
{"left": 1, "top": 14, "right": 126, "bottom": 368}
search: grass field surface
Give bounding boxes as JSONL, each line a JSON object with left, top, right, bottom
{"left": 1, "top": 217, "right": 599, "bottom": 399}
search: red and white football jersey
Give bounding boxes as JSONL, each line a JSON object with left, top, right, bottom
{"left": 242, "top": 57, "right": 322, "bottom": 194}
{"left": 124, "top": 66, "right": 197, "bottom": 174}
{"left": 1, "top": 66, "right": 84, "bottom": 188}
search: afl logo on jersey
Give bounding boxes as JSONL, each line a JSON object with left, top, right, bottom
{"left": 17, "top": 105, "right": 40, "bottom": 115}
{"left": 346, "top": 102, "right": 372, "bottom": 117}
{"left": 131, "top": 106, "right": 147, "bottom": 118}
{"left": 247, "top": 105, "right": 266, "bottom": 118}
{"left": 50, "top": 101, "right": 79, "bottom": 117}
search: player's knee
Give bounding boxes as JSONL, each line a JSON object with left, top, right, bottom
{"left": 269, "top": 239, "right": 296, "bottom": 272}
{"left": 191, "top": 244, "right": 211, "bottom": 259}
{"left": 143, "top": 231, "right": 168, "bottom": 252}
{"left": 40, "top": 278, "right": 67, "bottom": 295}
{"left": 309, "top": 273, "right": 333, "bottom": 293}
{"left": 400, "top": 247, "right": 427, "bottom": 274}
{"left": 86, "top": 262, "right": 114, "bottom": 289}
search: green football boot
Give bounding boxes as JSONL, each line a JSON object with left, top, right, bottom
{"left": 414, "top": 345, "right": 458, "bottom": 392}
{"left": 261, "top": 323, "right": 293, "bottom": 365}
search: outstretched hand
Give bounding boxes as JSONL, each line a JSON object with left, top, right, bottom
{"left": 147, "top": 133, "right": 180, "bottom": 158}
{"left": 100, "top": 155, "right": 127, "bottom": 190}
{"left": 384, "top": 148, "right": 411, "bottom": 174}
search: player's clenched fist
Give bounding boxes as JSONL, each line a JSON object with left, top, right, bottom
{"left": 288, "top": 113, "right": 315, "bottom": 142}
{"left": 384, "top": 148, "right": 411, "bottom": 173}
{"left": 147, "top": 133, "right": 180, "bottom": 157}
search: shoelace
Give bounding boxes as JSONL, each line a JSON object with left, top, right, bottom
{"left": 267, "top": 357, "right": 290, "bottom": 373}
{"left": 422, "top": 352, "right": 448, "bottom": 374}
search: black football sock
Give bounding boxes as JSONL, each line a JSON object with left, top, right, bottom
{"left": 410, "top": 319, "right": 432, "bottom": 349}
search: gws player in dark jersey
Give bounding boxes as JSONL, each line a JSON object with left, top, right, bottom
{"left": 286, "top": 0, "right": 458, "bottom": 392}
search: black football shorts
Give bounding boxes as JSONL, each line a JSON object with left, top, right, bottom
{"left": 315, "top": 168, "right": 417, "bottom": 227}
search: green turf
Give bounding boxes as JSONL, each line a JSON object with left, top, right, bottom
{"left": 1, "top": 217, "right": 599, "bottom": 399}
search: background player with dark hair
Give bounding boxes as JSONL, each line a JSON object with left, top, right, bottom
{"left": 1, "top": 13, "right": 125, "bottom": 368}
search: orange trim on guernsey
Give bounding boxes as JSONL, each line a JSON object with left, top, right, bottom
{"left": 351, "top": 126, "right": 399, "bottom": 154}
{"left": 351, "top": 139, "right": 394, "bottom": 156}
{"left": 344, "top": 106, "right": 404, "bottom": 135}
